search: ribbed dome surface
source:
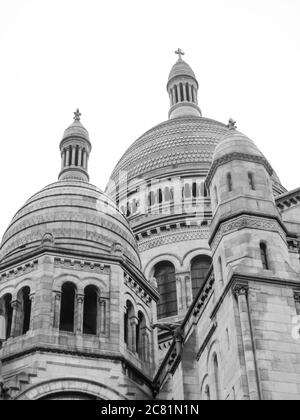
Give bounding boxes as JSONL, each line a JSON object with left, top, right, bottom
{"left": 0, "top": 181, "right": 140, "bottom": 266}
{"left": 61, "top": 120, "right": 90, "bottom": 143}
{"left": 109, "top": 117, "right": 230, "bottom": 186}
{"left": 213, "top": 131, "right": 263, "bottom": 161}
{"left": 168, "top": 59, "right": 196, "bottom": 82}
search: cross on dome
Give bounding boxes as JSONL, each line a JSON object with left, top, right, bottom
{"left": 74, "top": 109, "right": 82, "bottom": 121}
{"left": 175, "top": 48, "right": 185, "bottom": 60}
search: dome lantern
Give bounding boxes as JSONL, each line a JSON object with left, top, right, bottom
{"left": 167, "top": 49, "right": 202, "bottom": 119}
{"left": 59, "top": 109, "right": 92, "bottom": 182}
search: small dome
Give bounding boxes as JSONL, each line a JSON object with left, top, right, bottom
{"left": 61, "top": 119, "right": 90, "bottom": 144}
{"left": 0, "top": 181, "right": 140, "bottom": 267}
{"left": 168, "top": 59, "right": 196, "bottom": 83}
{"left": 213, "top": 131, "right": 263, "bottom": 162}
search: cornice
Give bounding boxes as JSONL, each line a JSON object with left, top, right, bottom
{"left": 206, "top": 152, "right": 274, "bottom": 187}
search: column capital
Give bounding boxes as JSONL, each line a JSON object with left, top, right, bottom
{"left": 76, "top": 294, "right": 84, "bottom": 304}
{"left": 294, "top": 291, "right": 300, "bottom": 303}
{"left": 233, "top": 283, "right": 249, "bottom": 298}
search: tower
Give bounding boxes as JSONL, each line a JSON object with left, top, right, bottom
{"left": 0, "top": 112, "right": 158, "bottom": 400}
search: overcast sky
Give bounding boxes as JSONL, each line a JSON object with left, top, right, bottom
{"left": 0, "top": 0, "right": 299, "bottom": 240}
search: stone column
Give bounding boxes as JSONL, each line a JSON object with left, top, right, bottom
{"left": 83, "top": 150, "right": 87, "bottom": 170}
{"left": 129, "top": 316, "right": 138, "bottom": 353}
{"left": 53, "top": 292, "right": 61, "bottom": 329}
{"left": 233, "top": 284, "right": 260, "bottom": 400}
{"left": 188, "top": 84, "right": 193, "bottom": 102}
{"left": 65, "top": 148, "right": 70, "bottom": 166}
{"left": 99, "top": 297, "right": 107, "bottom": 335}
{"left": 76, "top": 294, "right": 84, "bottom": 334}
{"left": 29, "top": 294, "right": 35, "bottom": 331}
{"left": 78, "top": 147, "right": 83, "bottom": 168}
{"left": 71, "top": 146, "right": 76, "bottom": 166}
{"left": 294, "top": 292, "right": 300, "bottom": 315}
{"left": 10, "top": 301, "right": 19, "bottom": 338}
{"left": 176, "top": 274, "right": 184, "bottom": 312}
{"left": 185, "top": 274, "right": 193, "bottom": 307}
{"left": 61, "top": 150, "right": 65, "bottom": 170}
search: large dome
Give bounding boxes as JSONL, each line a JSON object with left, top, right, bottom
{"left": 0, "top": 180, "right": 140, "bottom": 267}
{"left": 109, "top": 116, "right": 230, "bottom": 186}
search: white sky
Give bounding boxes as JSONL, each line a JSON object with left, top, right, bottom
{"left": 0, "top": 0, "right": 299, "bottom": 240}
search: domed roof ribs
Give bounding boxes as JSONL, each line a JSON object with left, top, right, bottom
{"left": 58, "top": 110, "right": 92, "bottom": 182}
{"left": 167, "top": 50, "right": 202, "bottom": 119}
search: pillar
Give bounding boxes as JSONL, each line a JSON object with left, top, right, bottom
{"left": 10, "top": 301, "right": 19, "bottom": 338}
{"left": 29, "top": 294, "right": 35, "bottom": 331}
{"left": 76, "top": 294, "right": 84, "bottom": 334}
{"left": 233, "top": 284, "right": 260, "bottom": 400}
{"left": 65, "top": 148, "right": 70, "bottom": 167}
{"left": 53, "top": 292, "right": 61, "bottom": 329}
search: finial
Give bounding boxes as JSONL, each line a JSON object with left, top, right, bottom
{"left": 227, "top": 118, "right": 237, "bottom": 130}
{"left": 73, "top": 109, "right": 82, "bottom": 122}
{"left": 175, "top": 48, "right": 185, "bottom": 60}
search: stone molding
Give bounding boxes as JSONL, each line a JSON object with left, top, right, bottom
{"left": 206, "top": 151, "right": 274, "bottom": 187}
{"left": 210, "top": 214, "right": 286, "bottom": 252}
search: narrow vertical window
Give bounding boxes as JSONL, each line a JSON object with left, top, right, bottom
{"left": 59, "top": 283, "right": 76, "bottom": 332}
{"left": 204, "top": 385, "right": 210, "bottom": 400}
{"left": 186, "top": 83, "right": 190, "bottom": 101}
{"left": 180, "top": 83, "right": 184, "bottom": 102}
{"left": 248, "top": 172, "right": 255, "bottom": 190}
{"left": 218, "top": 256, "right": 224, "bottom": 286}
{"left": 213, "top": 354, "right": 221, "bottom": 400}
{"left": 227, "top": 173, "right": 233, "bottom": 192}
{"left": 174, "top": 85, "right": 178, "bottom": 103}
{"left": 260, "top": 242, "right": 269, "bottom": 270}
{"left": 83, "top": 286, "right": 98, "bottom": 335}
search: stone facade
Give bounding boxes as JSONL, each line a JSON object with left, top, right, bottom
{"left": 0, "top": 53, "right": 300, "bottom": 400}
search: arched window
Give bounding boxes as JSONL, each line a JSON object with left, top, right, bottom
{"left": 16, "top": 287, "right": 32, "bottom": 336}
{"left": 179, "top": 83, "right": 184, "bottom": 101}
{"left": 136, "top": 311, "right": 146, "bottom": 360}
{"left": 260, "top": 242, "right": 269, "bottom": 270}
{"left": 124, "top": 300, "right": 135, "bottom": 351}
{"left": 204, "top": 385, "right": 210, "bottom": 400}
{"left": 213, "top": 354, "right": 221, "bottom": 400}
{"left": 59, "top": 282, "right": 76, "bottom": 332}
{"left": 174, "top": 85, "right": 178, "bottom": 103}
{"left": 158, "top": 189, "right": 163, "bottom": 204}
{"left": 191, "top": 255, "right": 212, "bottom": 298}
{"left": 227, "top": 173, "right": 233, "bottom": 192}
{"left": 218, "top": 256, "right": 224, "bottom": 286}
{"left": 0, "top": 294, "right": 13, "bottom": 340}
{"left": 248, "top": 172, "right": 255, "bottom": 190}
{"left": 186, "top": 83, "right": 190, "bottom": 101}
{"left": 83, "top": 286, "right": 98, "bottom": 335}
{"left": 154, "top": 262, "right": 177, "bottom": 319}
{"left": 68, "top": 146, "right": 72, "bottom": 166}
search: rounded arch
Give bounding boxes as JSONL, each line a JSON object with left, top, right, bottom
{"left": 15, "top": 378, "right": 127, "bottom": 400}
{"left": 81, "top": 277, "right": 107, "bottom": 293}
{"left": 136, "top": 303, "right": 150, "bottom": 328}
{"left": 190, "top": 254, "right": 212, "bottom": 298}
{"left": 53, "top": 274, "right": 82, "bottom": 294}
{"left": 182, "top": 248, "right": 212, "bottom": 271}
{"left": 0, "top": 285, "right": 15, "bottom": 301}
{"left": 153, "top": 260, "right": 177, "bottom": 319}
{"left": 200, "top": 374, "right": 210, "bottom": 401}
{"left": 144, "top": 254, "right": 181, "bottom": 280}
{"left": 123, "top": 292, "right": 138, "bottom": 315}
{"left": 15, "top": 278, "right": 36, "bottom": 297}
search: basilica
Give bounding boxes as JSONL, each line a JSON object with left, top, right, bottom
{"left": 0, "top": 50, "right": 300, "bottom": 400}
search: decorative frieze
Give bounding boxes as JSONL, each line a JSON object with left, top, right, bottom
{"left": 54, "top": 257, "right": 110, "bottom": 274}
{"left": 138, "top": 228, "right": 210, "bottom": 252}
{"left": 210, "top": 215, "right": 286, "bottom": 252}
{"left": 0, "top": 260, "right": 38, "bottom": 281}
{"left": 124, "top": 273, "right": 152, "bottom": 306}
